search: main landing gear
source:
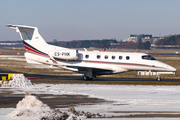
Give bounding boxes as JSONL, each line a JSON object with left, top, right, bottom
{"left": 83, "top": 69, "right": 93, "bottom": 80}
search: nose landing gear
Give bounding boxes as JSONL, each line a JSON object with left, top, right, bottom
{"left": 156, "top": 75, "right": 161, "bottom": 82}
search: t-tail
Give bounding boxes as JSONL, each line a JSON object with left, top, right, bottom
{"left": 6, "top": 24, "right": 79, "bottom": 64}
{"left": 6, "top": 24, "right": 51, "bottom": 57}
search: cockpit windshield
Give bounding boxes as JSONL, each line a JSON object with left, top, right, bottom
{"left": 142, "top": 55, "right": 156, "bottom": 60}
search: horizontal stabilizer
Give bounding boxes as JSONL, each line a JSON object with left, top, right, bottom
{"left": 6, "top": 24, "right": 36, "bottom": 29}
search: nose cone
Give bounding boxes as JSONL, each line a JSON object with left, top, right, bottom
{"left": 169, "top": 66, "right": 177, "bottom": 72}
{"left": 165, "top": 64, "right": 177, "bottom": 72}
{"left": 154, "top": 61, "right": 177, "bottom": 73}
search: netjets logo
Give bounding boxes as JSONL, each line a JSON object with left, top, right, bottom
{"left": 54, "top": 52, "right": 70, "bottom": 56}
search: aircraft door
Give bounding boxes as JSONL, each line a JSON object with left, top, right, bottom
{"left": 77, "top": 53, "right": 83, "bottom": 60}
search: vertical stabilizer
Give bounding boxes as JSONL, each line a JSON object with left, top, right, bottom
{"left": 6, "top": 24, "right": 49, "bottom": 56}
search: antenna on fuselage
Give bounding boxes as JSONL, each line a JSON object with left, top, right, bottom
{"left": 84, "top": 48, "right": 87, "bottom": 51}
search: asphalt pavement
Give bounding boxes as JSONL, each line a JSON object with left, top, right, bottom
{"left": 1, "top": 68, "right": 180, "bottom": 82}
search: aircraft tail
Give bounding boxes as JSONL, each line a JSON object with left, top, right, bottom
{"left": 6, "top": 24, "right": 50, "bottom": 57}
{"left": 6, "top": 24, "right": 46, "bottom": 42}
{"left": 7, "top": 24, "right": 78, "bottom": 63}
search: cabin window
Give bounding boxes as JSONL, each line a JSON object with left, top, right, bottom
{"left": 105, "top": 55, "right": 108, "bottom": 59}
{"left": 97, "top": 55, "right": 101, "bottom": 59}
{"left": 85, "top": 55, "right": 89, "bottom": 59}
{"left": 126, "top": 56, "right": 130, "bottom": 60}
{"left": 119, "top": 56, "right": 123, "bottom": 60}
{"left": 112, "top": 56, "right": 115, "bottom": 60}
{"left": 142, "top": 55, "right": 156, "bottom": 60}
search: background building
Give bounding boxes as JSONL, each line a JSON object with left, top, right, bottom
{"left": 130, "top": 34, "right": 152, "bottom": 43}
{"left": 127, "top": 37, "right": 138, "bottom": 43}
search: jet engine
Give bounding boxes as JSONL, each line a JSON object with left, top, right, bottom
{"left": 49, "top": 49, "right": 78, "bottom": 60}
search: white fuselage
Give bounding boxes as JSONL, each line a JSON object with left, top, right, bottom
{"left": 25, "top": 47, "right": 176, "bottom": 75}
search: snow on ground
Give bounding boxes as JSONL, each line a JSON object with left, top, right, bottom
{"left": 1, "top": 75, "right": 180, "bottom": 119}
{"left": 25, "top": 84, "right": 180, "bottom": 117}
{"left": 0, "top": 94, "right": 85, "bottom": 120}
{"left": 9, "top": 83, "right": 180, "bottom": 112}
{"left": 7, "top": 94, "right": 73, "bottom": 120}
{"left": 5, "top": 74, "right": 33, "bottom": 88}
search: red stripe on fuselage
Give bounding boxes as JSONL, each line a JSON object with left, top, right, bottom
{"left": 24, "top": 45, "right": 49, "bottom": 58}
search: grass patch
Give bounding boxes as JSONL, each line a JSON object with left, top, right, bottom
{"left": 0, "top": 49, "right": 25, "bottom": 55}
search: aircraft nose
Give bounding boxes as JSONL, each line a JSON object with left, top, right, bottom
{"left": 166, "top": 65, "right": 177, "bottom": 72}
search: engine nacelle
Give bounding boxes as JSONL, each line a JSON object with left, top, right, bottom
{"left": 49, "top": 49, "right": 78, "bottom": 60}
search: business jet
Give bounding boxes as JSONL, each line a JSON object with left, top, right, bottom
{"left": 7, "top": 24, "right": 177, "bottom": 81}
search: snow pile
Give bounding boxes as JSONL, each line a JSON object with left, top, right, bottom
{"left": 9, "top": 94, "right": 66, "bottom": 120}
{"left": 2, "top": 74, "right": 33, "bottom": 88}
{"left": 8, "top": 94, "right": 101, "bottom": 120}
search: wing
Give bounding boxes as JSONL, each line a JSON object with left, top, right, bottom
{"left": 66, "top": 64, "right": 127, "bottom": 75}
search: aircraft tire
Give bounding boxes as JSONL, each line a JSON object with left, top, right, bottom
{"left": 83, "top": 76, "right": 89, "bottom": 81}
{"left": 83, "top": 76, "right": 93, "bottom": 81}
{"left": 157, "top": 76, "right": 161, "bottom": 82}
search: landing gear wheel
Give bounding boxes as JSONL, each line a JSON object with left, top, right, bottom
{"left": 83, "top": 76, "right": 93, "bottom": 81}
{"left": 156, "top": 76, "right": 161, "bottom": 82}
{"left": 83, "top": 76, "right": 89, "bottom": 81}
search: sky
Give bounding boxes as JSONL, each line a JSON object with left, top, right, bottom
{"left": 1, "top": 0, "right": 180, "bottom": 41}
